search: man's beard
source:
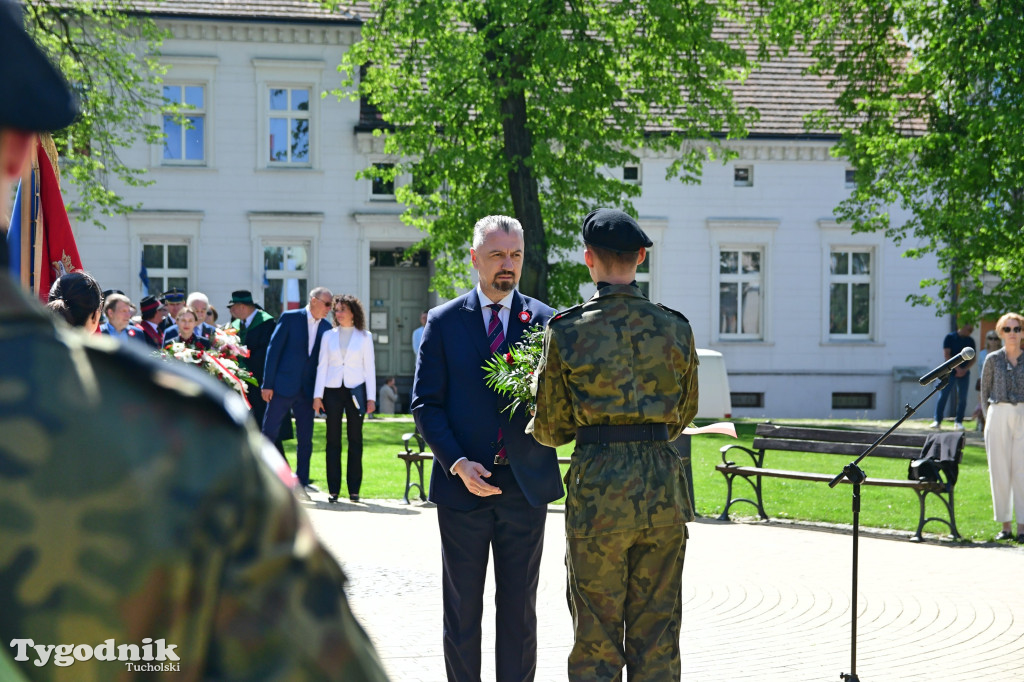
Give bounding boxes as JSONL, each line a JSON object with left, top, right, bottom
{"left": 491, "top": 272, "right": 517, "bottom": 293}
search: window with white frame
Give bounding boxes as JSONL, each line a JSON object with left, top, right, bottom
{"left": 263, "top": 243, "right": 309, "bottom": 318}
{"left": 268, "top": 87, "right": 310, "bottom": 165}
{"left": 162, "top": 84, "right": 205, "bottom": 163}
{"left": 719, "top": 247, "right": 763, "bottom": 338}
{"left": 142, "top": 242, "right": 189, "bottom": 294}
{"left": 707, "top": 218, "right": 776, "bottom": 343}
{"left": 370, "top": 162, "right": 396, "bottom": 199}
{"left": 829, "top": 248, "right": 873, "bottom": 337}
{"left": 634, "top": 254, "right": 651, "bottom": 296}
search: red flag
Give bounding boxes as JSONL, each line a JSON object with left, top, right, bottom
{"left": 31, "top": 137, "right": 83, "bottom": 301}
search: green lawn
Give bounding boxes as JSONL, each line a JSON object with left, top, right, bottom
{"left": 284, "top": 417, "right": 1001, "bottom": 542}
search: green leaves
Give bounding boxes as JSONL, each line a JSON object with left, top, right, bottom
{"left": 25, "top": 0, "right": 170, "bottom": 228}
{"left": 482, "top": 325, "right": 545, "bottom": 417}
{"left": 804, "top": 0, "right": 1024, "bottom": 321}
{"left": 335, "top": 0, "right": 799, "bottom": 307}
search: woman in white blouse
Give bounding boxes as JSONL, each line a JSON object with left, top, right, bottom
{"left": 312, "top": 294, "right": 376, "bottom": 502}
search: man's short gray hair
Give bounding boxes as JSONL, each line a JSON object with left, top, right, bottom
{"left": 472, "top": 215, "right": 524, "bottom": 250}
{"left": 186, "top": 291, "right": 209, "bottom": 307}
{"left": 309, "top": 286, "right": 332, "bottom": 302}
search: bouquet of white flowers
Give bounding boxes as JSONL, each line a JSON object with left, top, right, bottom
{"left": 154, "top": 327, "right": 257, "bottom": 405}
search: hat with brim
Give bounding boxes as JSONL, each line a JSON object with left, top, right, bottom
{"left": 0, "top": 1, "right": 78, "bottom": 131}
{"left": 226, "top": 290, "right": 261, "bottom": 309}
{"left": 140, "top": 295, "right": 165, "bottom": 316}
{"left": 161, "top": 287, "right": 186, "bottom": 304}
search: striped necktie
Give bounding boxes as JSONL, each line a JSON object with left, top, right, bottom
{"left": 486, "top": 303, "right": 505, "bottom": 353}
{"left": 487, "top": 303, "right": 509, "bottom": 465}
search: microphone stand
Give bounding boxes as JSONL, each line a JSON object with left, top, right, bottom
{"left": 829, "top": 375, "right": 948, "bottom": 682}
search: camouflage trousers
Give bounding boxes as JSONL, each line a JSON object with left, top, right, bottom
{"left": 565, "top": 522, "right": 688, "bottom": 682}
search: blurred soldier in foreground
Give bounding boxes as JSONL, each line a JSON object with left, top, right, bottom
{"left": 0, "top": 3, "right": 388, "bottom": 679}
{"left": 529, "top": 208, "right": 699, "bottom": 682}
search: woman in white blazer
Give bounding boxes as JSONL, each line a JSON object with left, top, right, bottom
{"left": 312, "top": 294, "right": 376, "bottom": 502}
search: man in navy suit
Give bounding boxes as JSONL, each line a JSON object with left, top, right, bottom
{"left": 411, "top": 216, "right": 564, "bottom": 682}
{"left": 261, "top": 286, "right": 333, "bottom": 491}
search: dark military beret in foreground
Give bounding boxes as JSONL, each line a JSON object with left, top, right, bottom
{"left": 582, "top": 208, "right": 653, "bottom": 253}
{"left": 0, "top": 0, "right": 78, "bottom": 131}
{"left": 140, "top": 295, "right": 164, "bottom": 316}
{"left": 161, "top": 287, "right": 186, "bottom": 303}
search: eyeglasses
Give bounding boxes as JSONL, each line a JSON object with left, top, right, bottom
{"left": 1002, "top": 326, "right": 1022, "bottom": 333}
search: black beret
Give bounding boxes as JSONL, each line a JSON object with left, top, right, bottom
{"left": 0, "top": 1, "right": 78, "bottom": 132}
{"left": 582, "top": 208, "right": 652, "bottom": 253}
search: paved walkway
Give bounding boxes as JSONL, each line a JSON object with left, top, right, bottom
{"left": 307, "top": 498, "right": 1024, "bottom": 682}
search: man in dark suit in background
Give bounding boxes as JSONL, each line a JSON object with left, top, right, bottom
{"left": 137, "top": 295, "right": 166, "bottom": 348}
{"left": 226, "top": 290, "right": 280, "bottom": 446}
{"left": 411, "top": 216, "right": 563, "bottom": 682}
{"left": 261, "top": 287, "right": 333, "bottom": 491}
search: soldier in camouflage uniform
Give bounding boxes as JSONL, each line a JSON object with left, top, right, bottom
{"left": 0, "top": 5, "right": 388, "bottom": 679}
{"left": 529, "top": 208, "right": 699, "bottom": 682}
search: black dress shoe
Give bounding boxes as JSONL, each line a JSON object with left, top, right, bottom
{"left": 328, "top": 494, "right": 338, "bottom": 503}
{"left": 1016, "top": 534, "right": 1024, "bottom": 544}
{"left": 349, "top": 494, "right": 360, "bottom": 502}
{"left": 995, "top": 530, "right": 1014, "bottom": 541}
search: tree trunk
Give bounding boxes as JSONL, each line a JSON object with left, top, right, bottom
{"left": 499, "top": 89, "right": 547, "bottom": 303}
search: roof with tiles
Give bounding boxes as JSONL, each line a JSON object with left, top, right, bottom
{"left": 136, "top": 1, "right": 860, "bottom": 138}
{"left": 131, "top": 0, "right": 370, "bottom": 23}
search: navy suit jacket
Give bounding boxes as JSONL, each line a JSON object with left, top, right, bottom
{"left": 261, "top": 309, "right": 331, "bottom": 399}
{"left": 411, "top": 290, "right": 564, "bottom": 510}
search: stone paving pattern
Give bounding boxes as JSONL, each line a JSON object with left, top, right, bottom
{"left": 308, "top": 498, "right": 1024, "bottom": 682}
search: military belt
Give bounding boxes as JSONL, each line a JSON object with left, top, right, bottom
{"left": 575, "top": 423, "right": 670, "bottom": 445}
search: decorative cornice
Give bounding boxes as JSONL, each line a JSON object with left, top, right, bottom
{"left": 636, "top": 139, "right": 842, "bottom": 163}
{"left": 353, "top": 213, "right": 426, "bottom": 241}
{"left": 707, "top": 218, "right": 780, "bottom": 232}
{"left": 354, "top": 132, "right": 390, "bottom": 156}
{"left": 160, "top": 20, "right": 357, "bottom": 46}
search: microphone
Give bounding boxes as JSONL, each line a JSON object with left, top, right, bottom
{"left": 918, "top": 347, "right": 976, "bottom": 386}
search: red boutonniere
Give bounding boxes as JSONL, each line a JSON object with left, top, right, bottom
{"left": 518, "top": 310, "right": 532, "bottom": 323}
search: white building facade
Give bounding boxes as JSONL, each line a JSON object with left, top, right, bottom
{"left": 72, "top": 2, "right": 957, "bottom": 419}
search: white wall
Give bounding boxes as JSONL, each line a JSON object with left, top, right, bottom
{"left": 70, "top": 18, "right": 955, "bottom": 418}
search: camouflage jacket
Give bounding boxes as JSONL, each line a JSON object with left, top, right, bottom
{"left": 0, "top": 275, "right": 388, "bottom": 682}
{"left": 529, "top": 283, "right": 699, "bottom": 537}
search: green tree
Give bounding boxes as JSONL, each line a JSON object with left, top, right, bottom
{"left": 24, "top": 0, "right": 169, "bottom": 227}
{"left": 803, "top": 0, "right": 1024, "bottom": 322}
{"left": 336, "top": 1, "right": 798, "bottom": 307}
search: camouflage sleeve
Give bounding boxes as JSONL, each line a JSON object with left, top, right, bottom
{"left": 208, "top": 428, "right": 390, "bottom": 682}
{"left": 668, "top": 331, "right": 700, "bottom": 441}
{"left": 528, "top": 324, "right": 576, "bottom": 447}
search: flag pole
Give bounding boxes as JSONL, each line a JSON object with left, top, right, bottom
{"left": 17, "top": 141, "right": 32, "bottom": 290}
{"left": 30, "top": 149, "right": 43, "bottom": 298}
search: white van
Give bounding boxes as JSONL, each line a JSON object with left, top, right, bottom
{"left": 696, "top": 349, "right": 732, "bottom": 419}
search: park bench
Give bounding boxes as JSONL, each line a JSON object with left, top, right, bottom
{"left": 716, "top": 423, "right": 964, "bottom": 541}
{"left": 397, "top": 430, "right": 571, "bottom": 504}
{"left": 397, "top": 431, "right": 431, "bottom": 504}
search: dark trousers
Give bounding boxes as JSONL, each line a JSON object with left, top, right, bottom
{"left": 262, "top": 392, "right": 314, "bottom": 486}
{"left": 935, "top": 371, "right": 971, "bottom": 422}
{"left": 437, "top": 470, "right": 547, "bottom": 682}
{"left": 323, "top": 385, "right": 365, "bottom": 497}
{"left": 249, "top": 385, "right": 285, "bottom": 454}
